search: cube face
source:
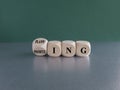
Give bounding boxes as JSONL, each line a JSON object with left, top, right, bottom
{"left": 32, "top": 38, "right": 48, "bottom": 56}
{"left": 76, "top": 41, "right": 91, "bottom": 57}
{"left": 62, "top": 40, "right": 76, "bottom": 57}
{"left": 47, "top": 41, "right": 61, "bottom": 57}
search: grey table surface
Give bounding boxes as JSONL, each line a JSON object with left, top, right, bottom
{"left": 0, "top": 42, "right": 120, "bottom": 90}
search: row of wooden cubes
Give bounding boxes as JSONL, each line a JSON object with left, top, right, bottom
{"left": 32, "top": 38, "right": 91, "bottom": 57}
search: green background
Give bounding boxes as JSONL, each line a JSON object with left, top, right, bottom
{"left": 0, "top": 0, "right": 120, "bottom": 42}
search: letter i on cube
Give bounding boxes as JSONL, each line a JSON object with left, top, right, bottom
{"left": 47, "top": 41, "right": 61, "bottom": 57}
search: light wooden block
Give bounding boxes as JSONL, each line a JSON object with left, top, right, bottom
{"left": 62, "top": 40, "right": 76, "bottom": 57}
{"left": 76, "top": 41, "right": 91, "bottom": 57}
{"left": 47, "top": 41, "right": 61, "bottom": 57}
{"left": 32, "top": 38, "right": 48, "bottom": 56}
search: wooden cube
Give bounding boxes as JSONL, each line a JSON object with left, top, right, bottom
{"left": 47, "top": 41, "right": 61, "bottom": 57}
{"left": 62, "top": 40, "right": 76, "bottom": 57}
{"left": 32, "top": 38, "right": 48, "bottom": 56}
{"left": 76, "top": 41, "right": 91, "bottom": 57}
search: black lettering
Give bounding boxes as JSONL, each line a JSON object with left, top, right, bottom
{"left": 40, "top": 40, "right": 45, "bottom": 43}
{"left": 35, "top": 40, "right": 45, "bottom": 43}
{"left": 66, "top": 47, "right": 72, "bottom": 54}
{"left": 35, "top": 40, "right": 39, "bottom": 43}
{"left": 53, "top": 47, "right": 56, "bottom": 54}
{"left": 34, "top": 50, "right": 45, "bottom": 53}
{"left": 81, "top": 47, "right": 86, "bottom": 54}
